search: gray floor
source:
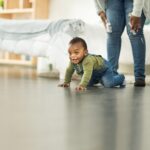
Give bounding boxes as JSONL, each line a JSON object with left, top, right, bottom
{"left": 0, "top": 65, "right": 150, "bottom": 150}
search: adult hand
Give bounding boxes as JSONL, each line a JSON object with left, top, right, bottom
{"left": 130, "top": 15, "right": 141, "bottom": 32}
{"left": 58, "top": 83, "right": 70, "bottom": 88}
{"left": 99, "top": 11, "right": 107, "bottom": 27}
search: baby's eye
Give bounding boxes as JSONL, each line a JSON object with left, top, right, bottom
{"left": 74, "top": 52, "right": 79, "bottom": 54}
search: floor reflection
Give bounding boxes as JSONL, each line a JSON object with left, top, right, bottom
{"left": 64, "top": 87, "right": 150, "bottom": 150}
{"left": 0, "top": 66, "right": 150, "bottom": 150}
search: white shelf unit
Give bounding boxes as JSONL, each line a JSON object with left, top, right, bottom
{"left": 0, "top": 0, "right": 49, "bottom": 67}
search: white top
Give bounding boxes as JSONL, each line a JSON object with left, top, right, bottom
{"left": 132, "top": 0, "right": 150, "bottom": 19}
{"left": 94, "top": 0, "right": 150, "bottom": 19}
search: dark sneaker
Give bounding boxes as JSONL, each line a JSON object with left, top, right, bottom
{"left": 134, "top": 79, "right": 146, "bottom": 87}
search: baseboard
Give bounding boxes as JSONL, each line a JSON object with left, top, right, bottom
{"left": 37, "top": 64, "right": 150, "bottom": 84}
{"left": 119, "top": 64, "right": 150, "bottom": 75}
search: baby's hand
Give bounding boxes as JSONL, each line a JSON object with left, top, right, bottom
{"left": 58, "top": 83, "right": 70, "bottom": 88}
{"left": 75, "top": 85, "right": 86, "bottom": 92}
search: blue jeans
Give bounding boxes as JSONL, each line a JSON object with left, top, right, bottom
{"left": 106, "top": 0, "right": 146, "bottom": 80}
{"left": 88, "top": 60, "right": 125, "bottom": 88}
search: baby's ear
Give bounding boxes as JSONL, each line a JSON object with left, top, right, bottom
{"left": 85, "top": 50, "right": 88, "bottom": 55}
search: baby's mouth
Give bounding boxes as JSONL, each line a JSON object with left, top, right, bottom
{"left": 72, "top": 59, "right": 79, "bottom": 63}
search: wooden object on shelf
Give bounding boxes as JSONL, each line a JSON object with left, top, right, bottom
{"left": 0, "top": 0, "right": 49, "bottom": 19}
{"left": 20, "top": 0, "right": 32, "bottom": 8}
{"left": 0, "top": 0, "right": 50, "bottom": 67}
{"left": 3, "top": 0, "right": 32, "bottom": 9}
{"left": 4, "top": 0, "right": 20, "bottom": 9}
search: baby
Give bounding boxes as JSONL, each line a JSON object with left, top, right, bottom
{"left": 59, "top": 37, "right": 125, "bottom": 91}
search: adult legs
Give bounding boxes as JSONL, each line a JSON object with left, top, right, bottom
{"left": 106, "top": 0, "right": 125, "bottom": 72}
{"left": 125, "top": 0, "right": 146, "bottom": 85}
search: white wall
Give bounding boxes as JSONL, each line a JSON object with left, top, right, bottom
{"left": 36, "top": 0, "right": 102, "bottom": 77}
{"left": 49, "top": 0, "right": 100, "bottom": 25}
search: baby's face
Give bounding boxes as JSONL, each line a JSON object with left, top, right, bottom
{"left": 68, "top": 42, "right": 87, "bottom": 64}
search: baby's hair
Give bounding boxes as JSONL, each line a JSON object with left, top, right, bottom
{"left": 69, "top": 37, "right": 87, "bottom": 50}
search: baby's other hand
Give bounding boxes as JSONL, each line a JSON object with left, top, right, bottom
{"left": 58, "top": 83, "right": 70, "bottom": 88}
{"left": 75, "top": 85, "right": 86, "bottom": 92}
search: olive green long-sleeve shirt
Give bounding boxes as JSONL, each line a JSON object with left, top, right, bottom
{"left": 64, "top": 54, "right": 105, "bottom": 87}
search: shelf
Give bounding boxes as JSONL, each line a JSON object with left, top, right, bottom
{"left": 0, "top": 0, "right": 49, "bottom": 67}
{"left": 0, "top": 59, "right": 36, "bottom": 67}
{"left": 0, "top": 8, "right": 33, "bottom": 14}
